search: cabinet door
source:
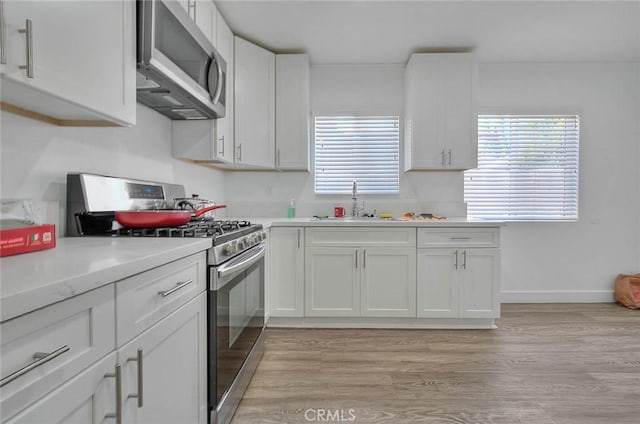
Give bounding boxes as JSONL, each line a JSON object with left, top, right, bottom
{"left": 215, "top": 11, "right": 234, "bottom": 163}
{"left": 234, "top": 37, "right": 275, "bottom": 168}
{"left": 459, "top": 249, "right": 500, "bottom": 318}
{"left": 417, "top": 249, "right": 459, "bottom": 318}
{"left": 404, "top": 54, "right": 442, "bottom": 170}
{"left": 4, "top": 352, "right": 118, "bottom": 424}
{"left": 404, "top": 53, "right": 475, "bottom": 170}
{"left": 275, "top": 54, "right": 310, "bottom": 170}
{"left": 193, "top": 0, "right": 216, "bottom": 45}
{"left": 361, "top": 247, "right": 416, "bottom": 317}
{"left": 119, "top": 293, "right": 207, "bottom": 424}
{"left": 440, "top": 53, "right": 475, "bottom": 169}
{"left": 269, "top": 228, "right": 305, "bottom": 317}
{"left": 1, "top": 0, "right": 135, "bottom": 126}
{"left": 305, "top": 247, "right": 359, "bottom": 317}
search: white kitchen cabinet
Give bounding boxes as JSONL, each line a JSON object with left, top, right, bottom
{"left": 417, "top": 228, "right": 500, "bottom": 319}
{"left": 305, "top": 247, "right": 360, "bottom": 317}
{"left": 1, "top": 251, "right": 208, "bottom": 423}
{"left": 275, "top": 54, "right": 310, "bottom": 171}
{"left": 304, "top": 228, "right": 417, "bottom": 318}
{"left": 0, "top": 285, "right": 115, "bottom": 422}
{"left": 269, "top": 227, "right": 305, "bottom": 317}
{"left": 171, "top": 11, "right": 234, "bottom": 165}
{"left": 118, "top": 292, "right": 208, "bottom": 424}
{"left": 214, "top": 11, "right": 234, "bottom": 162}
{"left": 4, "top": 352, "right": 118, "bottom": 424}
{"left": 417, "top": 249, "right": 459, "bottom": 318}
{"left": 0, "top": 0, "right": 135, "bottom": 126}
{"left": 404, "top": 53, "right": 476, "bottom": 170}
{"left": 459, "top": 249, "right": 500, "bottom": 318}
{"left": 362, "top": 247, "right": 416, "bottom": 317}
{"left": 177, "top": 0, "right": 216, "bottom": 45}
{"left": 234, "top": 36, "right": 275, "bottom": 168}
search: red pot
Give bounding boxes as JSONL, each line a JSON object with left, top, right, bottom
{"left": 114, "top": 204, "right": 226, "bottom": 228}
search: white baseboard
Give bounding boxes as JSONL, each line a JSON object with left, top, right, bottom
{"left": 501, "top": 290, "right": 615, "bottom": 303}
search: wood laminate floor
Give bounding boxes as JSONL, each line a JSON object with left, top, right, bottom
{"left": 231, "top": 304, "right": 640, "bottom": 424}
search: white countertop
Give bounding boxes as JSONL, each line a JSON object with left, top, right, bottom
{"left": 0, "top": 237, "right": 212, "bottom": 322}
{"left": 242, "top": 217, "right": 504, "bottom": 228}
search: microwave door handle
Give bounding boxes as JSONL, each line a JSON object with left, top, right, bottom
{"left": 210, "top": 56, "right": 223, "bottom": 104}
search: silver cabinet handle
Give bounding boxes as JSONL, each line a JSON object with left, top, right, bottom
{"left": 1, "top": 0, "right": 6, "bottom": 65}
{"left": 450, "top": 237, "right": 471, "bottom": 240}
{"left": 297, "top": 229, "right": 301, "bottom": 249}
{"left": 363, "top": 249, "right": 366, "bottom": 268}
{"left": 236, "top": 144, "right": 242, "bottom": 162}
{"left": 462, "top": 250, "right": 467, "bottom": 269}
{"left": 355, "top": 250, "right": 358, "bottom": 269}
{"left": 1, "top": 345, "right": 70, "bottom": 387}
{"left": 276, "top": 149, "right": 280, "bottom": 168}
{"left": 18, "top": 19, "right": 33, "bottom": 78}
{"left": 454, "top": 250, "right": 459, "bottom": 269}
{"left": 441, "top": 149, "right": 445, "bottom": 166}
{"left": 190, "top": 0, "right": 197, "bottom": 20}
{"left": 218, "top": 136, "right": 224, "bottom": 155}
{"left": 127, "top": 349, "right": 143, "bottom": 408}
{"left": 104, "top": 363, "right": 122, "bottom": 424}
{"left": 158, "top": 279, "right": 193, "bottom": 297}
{"left": 448, "top": 149, "right": 452, "bottom": 166}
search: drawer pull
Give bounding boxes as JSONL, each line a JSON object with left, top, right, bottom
{"left": 158, "top": 279, "right": 193, "bottom": 297}
{"left": 104, "top": 363, "right": 122, "bottom": 424}
{"left": 1, "top": 345, "right": 70, "bottom": 387}
{"left": 450, "top": 237, "right": 471, "bottom": 240}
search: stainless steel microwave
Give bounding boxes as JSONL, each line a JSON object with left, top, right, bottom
{"left": 136, "top": 0, "right": 226, "bottom": 120}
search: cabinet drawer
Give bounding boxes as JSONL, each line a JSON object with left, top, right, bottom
{"left": 306, "top": 227, "right": 416, "bottom": 247}
{"left": 417, "top": 228, "right": 500, "bottom": 248}
{"left": 0, "top": 285, "right": 115, "bottom": 422}
{"left": 116, "top": 252, "right": 206, "bottom": 346}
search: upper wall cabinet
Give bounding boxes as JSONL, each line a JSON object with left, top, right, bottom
{"left": 178, "top": 0, "right": 217, "bottom": 46}
{"left": 234, "top": 36, "right": 275, "bottom": 168}
{"left": 404, "top": 53, "right": 476, "bottom": 171}
{"left": 172, "top": 9, "right": 234, "bottom": 164}
{"left": 0, "top": 0, "right": 135, "bottom": 126}
{"left": 275, "top": 54, "right": 310, "bottom": 171}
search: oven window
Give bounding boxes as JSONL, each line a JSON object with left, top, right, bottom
{"left": 215, "top": 257, "right": 264, "bottom": 404}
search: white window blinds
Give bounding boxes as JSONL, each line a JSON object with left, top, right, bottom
{"left": 464, "top": 115, "right": 579, "bottom": 221}
{"left": 314, "top": 116, "right": 400, "bottom": 194}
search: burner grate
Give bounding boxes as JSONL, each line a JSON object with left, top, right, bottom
{"left": 113, "top": 219, "right": 253, "bottom": 239}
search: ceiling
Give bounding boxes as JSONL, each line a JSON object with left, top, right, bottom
{"left": 216, "top": 0, "right": 640, "bottom": 64}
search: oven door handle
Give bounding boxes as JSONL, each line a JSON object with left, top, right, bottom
{"left": 217, "top": 243, "right": 266, "bottom": 279}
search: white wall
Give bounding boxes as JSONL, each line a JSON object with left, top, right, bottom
{"left": 224, "top": 64, "right": 467, "bottom": 218}
{"left": 477, "top": 62, "right": 640, "bottom": 302}
{"left": 0, "top": 105, "right": 226, "bottom": 235}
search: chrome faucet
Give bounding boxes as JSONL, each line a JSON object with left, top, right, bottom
{"left": 351, "top": 180, "right": 363, "bottom": 218}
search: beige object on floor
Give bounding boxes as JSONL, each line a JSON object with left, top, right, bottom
{"left": 614, "top": 273, "right": 640, "bottom": 309}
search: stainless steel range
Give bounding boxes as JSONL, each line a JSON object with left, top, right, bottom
{"left": 66, "top": 173, "right": 265, "bottom": 424}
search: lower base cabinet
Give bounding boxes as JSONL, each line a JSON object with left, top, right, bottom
{"left": 4, "top": 352, "right": 118, "bottom": 424}
{"left": 5, "top": 293, "right": 207, "bottom": 424}
{"left": 120, "top": 292, "right": 208, "bottom": 424}
{"left": 304, "top": 246, "right": 416, "bottom": 317}
{"left": 417, "top": 248, "right": 500, "bottom": 318}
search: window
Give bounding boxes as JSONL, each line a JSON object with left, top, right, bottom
{"left": 464, "top": 115, "right": 579, "bottom": 221}
{"left": 314, "top": 116, "right": 399, "bottom": 194}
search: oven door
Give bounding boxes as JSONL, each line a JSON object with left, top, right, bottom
{"left": 209, "top": 243, "right": 265, "bottom": 409}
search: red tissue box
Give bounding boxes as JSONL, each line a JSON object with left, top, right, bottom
{"left": 0, "top": 224, "right": 56, "bottom": 257}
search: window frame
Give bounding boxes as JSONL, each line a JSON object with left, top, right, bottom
{"left": 313, "top": 115, "right": 401, "bottom": 195}
{"left": 464, "top": 113, "right": 580, "bottom": 222}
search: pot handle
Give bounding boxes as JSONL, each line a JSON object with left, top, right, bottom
{"left": 192, "top": 204, "right": 227, "bottom": 218}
